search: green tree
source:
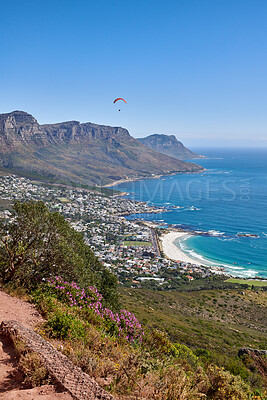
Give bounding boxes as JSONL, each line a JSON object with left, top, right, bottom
{"left": 0, "top": 200, "right": 118, "bottom": 309}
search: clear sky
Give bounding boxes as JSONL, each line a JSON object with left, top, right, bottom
{"left": 1, "top": 0, "right": 267, "bottom": 147}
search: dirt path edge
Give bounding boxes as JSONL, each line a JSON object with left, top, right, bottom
{"left": 0, "top": 320, "right": 116, "bottom": 400}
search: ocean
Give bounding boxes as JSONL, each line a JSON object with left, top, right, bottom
{"left": 111, "top": 148, "right": 267, "bottom": 278}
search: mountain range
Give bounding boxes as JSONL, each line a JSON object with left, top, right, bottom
{"left": 137, "top": 134, "right": 204, "bottom": 160}
{"left": 0, "top": 111, "right": 203, "bottom": 186}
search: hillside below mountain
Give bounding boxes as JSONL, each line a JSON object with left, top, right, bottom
{"left": 0, "top": 111, "right": 203, "bottom": 186}
{"left": 138, "top": 134, "right": 205, "bottom": 160}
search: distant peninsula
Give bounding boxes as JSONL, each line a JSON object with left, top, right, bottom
{"left": 0, "top": 111, "right": 204, "bottom": 186}
{"left": 138, "top": 134, "right": 205, "bottom": 160}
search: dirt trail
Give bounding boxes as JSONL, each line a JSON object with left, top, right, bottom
{"left": 0, "top": 290, "right": 43, "bottom": 329}
{"left": 0, "top": 290, "right": 73, "bottom": 399}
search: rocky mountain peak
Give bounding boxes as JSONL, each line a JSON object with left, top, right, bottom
{"left": 0, "top": 111, "right": 132, "bottom": 144}
{"left": 137, "top": 134, "right": 204, "bottom": 160}
{"left": 0, "top": 111, "right": 38, "bottom": 127}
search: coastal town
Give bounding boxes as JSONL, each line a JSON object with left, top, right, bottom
{"left": 0, "top": 174, "right": 223, "bottom": 289}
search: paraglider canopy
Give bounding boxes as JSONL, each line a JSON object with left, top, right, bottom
{"left": 113, "top": 98, "right": 127, "bottom": 104}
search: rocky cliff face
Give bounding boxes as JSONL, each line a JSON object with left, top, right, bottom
{"left": 0, "top": 111, "right": 41, "bottom": 150}
{"left": 138, "top": 134, "right": 204, "bottom": 160}
{"left": 0, "top": 111, "right": 203, "bottom": 186}
{"left": 0, "top": 111, "right": 132, "bottom": 147}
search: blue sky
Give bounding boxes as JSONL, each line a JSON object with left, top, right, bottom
{"left": 1, "top": 0, "right": 267, "bottom": 147}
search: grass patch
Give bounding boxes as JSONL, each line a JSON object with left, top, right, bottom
{"left": 226, "top": 278, "right": 267, "bottom": 287}
{"left": 57, "top": 197, "right": 69, "bottom": 203}
{"left": 124, "top": 241, "right": 152, "bottom": 247}
{"left": 119, "top": 286, "right": 267, "bottom": 387}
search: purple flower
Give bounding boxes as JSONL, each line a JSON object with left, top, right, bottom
{"left": 47, "top": 275, "right": 144, "bottom": 342}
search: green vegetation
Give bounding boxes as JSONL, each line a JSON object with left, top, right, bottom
{"left": 32, "top": 178, "right": 117, "bottom": 196}
{"left": 226, "top": 278, "right": 267, "bottom": 287}
{"left": 0, "top": 166, "right": 117, "bottom": 197}
{"left": 0, "top": 200, "right": 266, "bottom": 399}
{"left": 14, "top": 337, "right": 50, "bottom": 387}
{"left": 119, "top": 287, "right": 267, "bottom": 394}
{"left": 123, "top": 240, "right": 152, "bottom": 247}
{"left": 0, "top": 200, "right": 118, "bottom": 309}
{"left": 124, "top": 267, "right": 254, "bottom": 291}
{"left": 29, "top": 279, "right": 265, "bottom": 399}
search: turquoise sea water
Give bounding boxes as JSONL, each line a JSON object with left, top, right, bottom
{"left": 112, "top": 148, "right": 267, "bottom": 278}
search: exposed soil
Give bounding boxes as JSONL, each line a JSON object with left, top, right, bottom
{"left": 0, "top": 290, "right": 43, "bottom": 329}
{"left": 0, "top": 290, "right": 73, "bottom": 399}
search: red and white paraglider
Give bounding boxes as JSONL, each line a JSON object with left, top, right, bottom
{"left": 113, "top": 97, "right": 127, "bottom": 111}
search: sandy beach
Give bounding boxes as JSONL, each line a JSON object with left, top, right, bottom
{"left": 103, "top": 178, "right": 139, "bottom": 188}
{"left": 160, "top": 231, "right": 200, "bottom": 264}
{"left": 160, "top": 231, "right": 228, "bottom": 274}
{"left": 103, "top": 174, "right": 166, "bottom": 188}
{"left": 102, "top": 171, "right": 197, "bottom": 188}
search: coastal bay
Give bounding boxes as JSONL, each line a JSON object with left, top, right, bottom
{"left": 113, "top": 148, "right": 267, "bottom": 278}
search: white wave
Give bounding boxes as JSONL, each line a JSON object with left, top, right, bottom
{"left": 174, "top": 209, "right": 188, "bottom": 213}
{"left": 218, "top": 237, "right": 238, "bottom": 242}
{"left": 179, "top": 236, "right": 191, "bottom": 245}
{"left": 226, "top": 265, "right": 244, "bottom": 270}
{"left": 206, "top": 169, "right": 226, "bottom": 175}
{"left": 236, "top": 269, "right": 258, "bottom": 277}
{"left": 208, "top": 230, "right": 225, "bottom": 236}
{"left": 176, "top": 236, "right": 259, "bottom": 278}
{"left": 176, "top": 205, "right": 200, "bottom": 212}
{"left": 186, "top": 248, "right": 213, "bottom": 262}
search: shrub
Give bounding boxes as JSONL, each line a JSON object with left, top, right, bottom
{"left": 0, "top": 200, "right": 119, "bottom": 310}
{"left": 13, "top": 337, "right": 49, "bottom": 387}
{"left": 205, "top": 365, "right": 252, "bottom": 399}
{"left": 46, "top": 308, "right": 86, "bottom": 339}
{"left": 43, "top": 276, "right": 144, "bottom": 343}
{"left": 195, "top": 348, "right": 212, "bottom": 363}
{"left": 225, "top": 359, "right": 249, "bottom": 380}
{"left": 173, "top": 342, "right": 198, "bottom": 367}
{"left": 19, "top": 351, "right": 49, "bottom": 387}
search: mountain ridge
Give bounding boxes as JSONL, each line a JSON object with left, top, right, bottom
{"left": 0, "top": 111, "right": 204, "bottom": 185}
{"left": 138, "top": 133, "right": 205, "bottom": 160}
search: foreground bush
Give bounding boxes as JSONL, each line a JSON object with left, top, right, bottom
{"left": 45, "top": 276, "right": 144, "bottom": 342}
{"left": 31, "top": 278, "right": 266, "bottom": 400}
{"left": 0, "top": 200, "right": 119, "bottom": 309}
